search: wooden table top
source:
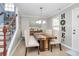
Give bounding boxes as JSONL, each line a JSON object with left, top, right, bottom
{"left": 33, "top": 32, "right": 57, "bottom": 40}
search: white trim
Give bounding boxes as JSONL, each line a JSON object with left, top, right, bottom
{"left": 10, "top": 39, "right": 22, "bottom": 56}
{"left": 61, "top": 43, "right": 72, "bottom": 50}
{"left": 59, "top": 3, "right": 75, "bottom": 13}
{"left": 61, "top": 43, "right": 79, "bottom": 52}
{"left": 61, "top": 43, "right": 79, "bottom": 56}
{"left": 48, "top": 3, "right": 75, "bottom": 18}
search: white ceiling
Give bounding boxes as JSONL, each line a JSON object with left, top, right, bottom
{"left": 15, "top": 3, "right": 73, "bottom": 18}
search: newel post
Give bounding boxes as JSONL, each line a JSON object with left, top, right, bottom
{"left": 3, "top": 25, "right": 7, "bottom": 56}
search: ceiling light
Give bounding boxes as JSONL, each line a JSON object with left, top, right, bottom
{"left": 43, "top": 21, "right": 46, "bottom": 24}
{"left": 40, "top": 7, "right": 43, "bottom": 18}
{"left": 36, "top": 20, "right": 41, "bottom": 24}
{"left": 38, "top": 20, "right": 41, "bottom": 24}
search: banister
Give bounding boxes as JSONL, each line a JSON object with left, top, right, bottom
{"left": 3, "top": 25, "right": 7, "bottom": 56}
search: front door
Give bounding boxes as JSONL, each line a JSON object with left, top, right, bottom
{"left": 72, "top": 8, "right": 79, "bottom": 52}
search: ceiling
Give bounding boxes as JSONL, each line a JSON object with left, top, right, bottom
{"left": 15, "top": 3, "right": 73, "bottom": 18}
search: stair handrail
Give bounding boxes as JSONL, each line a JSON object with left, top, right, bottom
{"left": 3, "top": 25, "right": 7, "bottom": 56}
{"left": 2, "top": 16, "right": 16, "bottom": 56}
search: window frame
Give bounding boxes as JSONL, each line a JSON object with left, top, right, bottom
{"left": 52, "top": 16, "right": 60, "bottom": 31}
{"left": 5, "top": 3, "right": 14, "bottom": 12}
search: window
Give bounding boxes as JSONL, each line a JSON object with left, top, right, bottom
{"left": 5, "top": 3, "right": 14, "bottom": 11}
{"left": 52, "top": 17, "right": 60, "bottom": 31}
{"left": 53, "top": 17, "right": 59, "bottom": 26}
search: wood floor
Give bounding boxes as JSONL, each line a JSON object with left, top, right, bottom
{"left": 13, "top": 39, "right": 70, "bottom": 56}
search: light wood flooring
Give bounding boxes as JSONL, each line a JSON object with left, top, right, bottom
{"left": 13, "top": 39, "right": 70, "bottom": 56}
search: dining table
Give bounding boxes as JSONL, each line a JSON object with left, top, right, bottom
{"left": 33, "top": 32, "right": 57, "bottom": 51}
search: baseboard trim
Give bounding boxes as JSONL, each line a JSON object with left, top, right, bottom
{"left": 10, "top": 39, "right": 22, "bottom": 56}
{"left": 61, "top": 43, "right": 72, "bottom": 50}
{"left": 61, "top": 43, "right": 79, "bottom": 53}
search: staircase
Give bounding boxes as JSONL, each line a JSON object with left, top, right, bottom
{"left": 0, "top": 25, "right": 10, "bottom": 56}
{"left": 0, "top": 25, "right": 4, "bottom": 56}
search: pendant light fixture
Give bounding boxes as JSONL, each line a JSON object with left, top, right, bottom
{"left": 40, "top": 7, "right": 46, "bottom": 24}
{"left": 40, "top": 7, "right": 43, "bottom": 18}
{"left": 36, "top": 7, "right": 46, "bottom": 25}
{"left": 36, "top": 7, "right": 43, "bottom": 24}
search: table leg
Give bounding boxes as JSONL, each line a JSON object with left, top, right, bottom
{"left": 39, "top": 40, "right": 44, "bottom": 51}
{"left": 44, "top": 39, "right": 48, "bottom": 50}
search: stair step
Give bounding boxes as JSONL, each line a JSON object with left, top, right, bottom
{"left": 0, "top": 39, "right": 9, "bottom": 41}
{"left": 0, "top": 52, "right": 3, "bottom": 56}
{"left": 0, "top": 41, "right": 3, "bottom": 45}
{"left": 0, "top": 26, "right": 10, "bottom": 32}
{"left": 0, "top": 32, "right": 11, "bottom": 36}
{"left": 0, "top": 41, "right": 9, "bottom": 48}
{"left": 0, "top": 48, "right": 4, "bottom": 52}
{"left": 0, "top": 48, "right": 3, "bottom": 56}
{"left": 0, "top": 25, "right": 3, "bottom": 28}
{"left": 0, "top": 36, "right": 10, "bottom": 41}
{"left": 0, "top": 29, "right": 3, "bottom": 32}
{"left": 0, "top": 45, "right": 4, "bottom": 48}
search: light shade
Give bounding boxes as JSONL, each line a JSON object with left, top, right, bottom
{"left": 36, "top": 20, "right": 41, "bottom": 24}
{"left": 43, "top": 20, "right": 46, "bottom": 24}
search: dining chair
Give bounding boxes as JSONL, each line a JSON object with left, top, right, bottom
{"left": 45, "top": 29, "right": 62, "bottom": 52}
{"left": 50, "top": 29, "right": 62, "bottom": 52}
{"left": 24, "top": 30, "right": 40, "bottom": 56}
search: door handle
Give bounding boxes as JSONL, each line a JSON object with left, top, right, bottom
{"left": 73, "top": 29, "right": 76, "bottom": 34}
{"left": 73, "top": 29, "right": 76, "bottom": 31}
{"left": 73, "top": 32, "right": 76, "bottom": 34}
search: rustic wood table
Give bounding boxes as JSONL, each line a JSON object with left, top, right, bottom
{"left": 33, "top": 32, "right": 57, "bottom": 51}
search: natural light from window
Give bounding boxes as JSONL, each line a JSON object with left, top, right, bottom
{"left": 52, "top": 17, "right": 60, "bottom": 30}
{"left": 5, "top": 3, "right": 14, "bottom": 11}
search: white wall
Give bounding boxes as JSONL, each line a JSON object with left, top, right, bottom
{"left": 20, "top": 16, "right": 29, "bottom": 37}
{"left": 20, "top": 16, "right": 48, "bottom": 35}
{"left": 49, "top": 6, "right": 72, "bottom": 47}
{"left": 46, "top": 18, "right": 52, "bottom": 29}
{"left": 60, "top": 8, "right": 72, "bottom": 47}
{"left": 50, "top": 3, "right": 79, "bottom": 48}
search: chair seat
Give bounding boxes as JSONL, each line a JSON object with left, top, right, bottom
{"left": 50, "top": 39, "right": 61, "bottom": 44}
{"left": 25, "top": 36, "right": 39, "bottom": 47}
